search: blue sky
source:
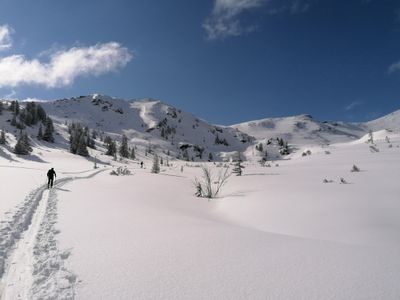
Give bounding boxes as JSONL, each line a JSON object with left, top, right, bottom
{"left": 0, "top": 0, "right": 399, "bottom": 124}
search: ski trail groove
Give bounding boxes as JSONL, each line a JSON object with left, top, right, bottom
{"left": 0, "top": 169, "right": 106, "bottom": 299}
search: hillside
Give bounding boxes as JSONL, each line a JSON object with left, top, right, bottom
{"left": 40, "top": 95, "right": 253, "bottom": 161}
{"left": 1, "top": 95, "right": 399, "bottom": 163}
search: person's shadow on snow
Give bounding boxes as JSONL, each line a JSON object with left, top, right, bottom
{"left": 54, "top": 187, "right": 71, "bottom": 192}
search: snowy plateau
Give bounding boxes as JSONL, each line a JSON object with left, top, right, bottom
{"left": 0, "top": 94, "right": 399, "bottom": 299}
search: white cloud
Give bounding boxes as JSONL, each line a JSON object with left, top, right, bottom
{"left": 0, "top": 42, "right": 132, "bottom": 88}
{"left": 203, "top": 0, "right": 267, "bottom": 40}
{"left": 0, "top": 25, "right": 13, "bottom": 51}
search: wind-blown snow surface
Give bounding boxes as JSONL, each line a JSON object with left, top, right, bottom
{"left": 1, "top": 96, "right": 400, "bottom": 299}
{"left": 43, "top": 132, "right": 400, "bottom": 299}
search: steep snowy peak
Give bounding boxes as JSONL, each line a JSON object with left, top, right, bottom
{"left": 231, "top": 114, "right": 365, "bottom": 145}
{"left": 365, "top": 109, "right": 400, "bottom": 131}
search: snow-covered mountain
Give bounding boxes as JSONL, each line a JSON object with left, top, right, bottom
{"left": 2, "top": 94, "right": 400, "bottom": 161}
{"left": 39, "top": 94, "right": 253, "bottom": 161}
{"left": 232, "top": 114, "right": 366, "bottom": 145}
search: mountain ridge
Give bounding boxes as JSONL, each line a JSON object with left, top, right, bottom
{"left": 1, "top": 94, "right": 399, "bottom": 161}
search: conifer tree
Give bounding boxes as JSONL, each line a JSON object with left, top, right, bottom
{"left": 9, "top": 100, "right": 20, "bottom": 115}
{"left": 68, "top": 122, "right": 89, "bottom": 155}
{"left": 91, "top": 129, "right": 97, "bottom": 140}
{"left": 151, "top": 154, "right": 160, "bottom": 174}
{"left": 0, "top": 102, "right": 3, "bottom": 115}
{"left": 14, "top": 100, "right": 20, "bottom": 115}
{"left": 10, "top": 115, "right": 17, "bottom": 127}
{"left": 14, "top": 132, "right": 32, "bottom": 155}
{"left": 106, "top": 139, "right": 117, "bottom": 156}
{"left": 37, "top": 124, "right": 43, "bottom": 140}
{"left": 130, "top": 147, "right": 135, "bottom": 160}
{"left": 77, "top": 135, "right": 89, "bottom": 156}
{"left": 36, "top": 104, "right": 47, "bottom": 122}
{"left": 42, "top": 117, "right": 55, "bottom": 142}
{"left": 119, "top": 135, "right": 129, "bottom": 158}
{"left": 0, "top": 129, "right": 6, "bottom": 145}
{"left": 208, "top": 152, "right": 213, "bottom": 161}
{"left": 232, "top": 152, "right": 245, "bottom": 176}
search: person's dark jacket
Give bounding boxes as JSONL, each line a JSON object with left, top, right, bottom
{"left": 47, "top": 168, "right": 56, "bottom": 179}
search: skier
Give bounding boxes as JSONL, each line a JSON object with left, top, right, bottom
{"left": 47, "top": 167, "right": 56, "bottom": 188}
{"left": 140, "top": 161, "right": 144, "bottom": 168}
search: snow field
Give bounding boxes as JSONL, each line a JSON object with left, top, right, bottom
{"left": 53, "top": 135, "right": 400, "bottom": 299}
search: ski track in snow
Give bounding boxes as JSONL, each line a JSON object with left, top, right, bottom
{"left": 0, "top": 169, "right": 105, "bottom": 299}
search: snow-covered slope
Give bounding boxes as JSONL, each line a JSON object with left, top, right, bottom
{"left": 1, "top": 96, "right": 400, "bottom": 299}
{"left": 41, "top": 95, "right": 253, "bottom": 161}
{"left": 232, "top": 109, "right": 400, "bottom": 149}
{"left": 232, "top": 114, "right": 366, "bottom": 146}
{"left": 365, "top": 109, "right": 400, "bottom": 131}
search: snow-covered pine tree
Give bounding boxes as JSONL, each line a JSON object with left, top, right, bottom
{"left": 0, "top": 129, "right": 6, "bottom": 145}
{"left": 42, "top": 117, "right": 55, "bottom": 142}
{"left": 36, "top": 104, "right": 47, "bottom": 123}
{"left": 37, "top": 124, "right": 43, "bottom": 140}
{"left": 76, "top": 134, "right": 89, "bottom": 156}
{"left": 151, "top": 154, "right": 160, "bottom": 174}
{"left": 119, "top": 134, "right": 129, "bottom": 158}
{"left": 91, "top": 129, "right": 97, "bottom": 140}
{"left": 105, "top": 138, "right": 117, "bottom": 156}
{"left": 232, "top": 152, "right": 245, "bottom": 176}
{"left": 14, "top": 132, "right": 32, "bottom": 155}
{"left": 9, "top": 100, "right": 20, "bottom": 115}
{"left": 129, "top": 147, "right": 136, "bottom": 160}
{"left": 10, "top": 115, "right": 17, "bottom": 127}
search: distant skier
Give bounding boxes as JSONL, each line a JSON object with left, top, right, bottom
{"left": 140, "top": 161, "right": 144, "bottom": 168}
{"left": 47, "top": 167, "right": 56, "bottom": 188}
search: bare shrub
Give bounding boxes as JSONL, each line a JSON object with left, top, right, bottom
{"left": 194, "top": 166, "right": 230, "bottom": 199}
{"left": 110, "top": 166, "right": 131, "bottom": 176}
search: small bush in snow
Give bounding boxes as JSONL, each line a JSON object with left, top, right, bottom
{"left": 340, "top": 177, "right": 348, "bottom": 184}
{"left": 367, "top": 130, "right": 374, "bottom": 144}
{"left": 325, "top": 151, "right": 331, "bottom": 155}
{"left": 350, "top": 164, "right": 360, "bottom": 172}
{"left": 110, "top": 167, "right": 131, "bottom": 176}
{"left": 194, "top": 166, "right": 230, "bottom": 199}
{"left": 323, "top": 179, "right": 333, "bottom": 183}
